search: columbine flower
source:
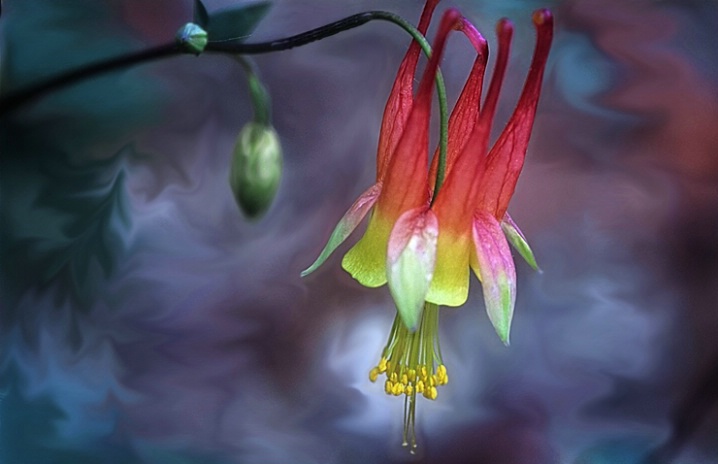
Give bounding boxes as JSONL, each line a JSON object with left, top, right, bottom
{"left": 302, "top": 1, "right": 553, "bottom": 451}
{"left": 426, "top": 9, "right": 553, "bottom": 344}
{"left": 301, "top": 0, "right": 443, "bottom": 330}
{"left": 366, "top": 12, "right": 552, "bottom": 450}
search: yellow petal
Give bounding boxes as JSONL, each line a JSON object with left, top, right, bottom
{"left": 341, "top": 211, "right": 392, "bottom": 288}
{"left": 425, "top": 231, "right": 471, "bottom": 306}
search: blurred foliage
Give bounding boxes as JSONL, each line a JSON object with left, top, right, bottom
{"left": 204, "top": 1, "right": 271, "bottom": 42}
{"left": 0, "top": 361, "right": 232, "bottom": 464}
{"left": 0, "top": 1, "right": 166, "bottom": 328}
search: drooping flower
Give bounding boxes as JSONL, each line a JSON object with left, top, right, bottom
{"left": 365, "top": 11, "right": 552, "bottom": 452}
{"left": 302, "top": 2, "right": 553, "bottom": 451}
{"left": 361, "top": 13, "right": 490, "bottom": 454}
{"left": 426, "top": 9, "right": 554, "bottom": 344}
{"left": 301, "top": 0, "right": 449, "bottom": 329}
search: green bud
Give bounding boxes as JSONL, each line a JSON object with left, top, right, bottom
{"left": 229, "top": 123, "right": 283, "bottom": 218}
{"left": 175, "top": 23, "right": 208, "bottom": 55}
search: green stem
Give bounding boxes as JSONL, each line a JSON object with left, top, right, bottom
{"left": 236, "top": 56, "right": 271, "bottom": 126}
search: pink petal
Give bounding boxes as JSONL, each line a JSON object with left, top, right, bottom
{"left": 386, "top": 208, "right": 439, "bottom": 331}
{"left": 472, "top": 210, "right": 517, "bottom": 345}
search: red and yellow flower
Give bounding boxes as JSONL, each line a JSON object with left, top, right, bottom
{"left": 424, "top": 10, "right": 553, "bottom": 345}
{"left": 302, "top": 0, "right": 449, "bottom": 330}
{"left": 302, "top": 1, "right": 553, "bottom": 450}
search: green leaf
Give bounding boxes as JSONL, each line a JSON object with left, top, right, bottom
{"left": 207, "top": 2, "right": 271, "bottom": 42}
{"left": 193, "top": 0, "right": 209, "bottom": 28}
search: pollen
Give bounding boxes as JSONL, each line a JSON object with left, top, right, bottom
{"left": 378, "top": 357, "right": 388, "bottom": 373}
{"left": 367, "top": 302, "right": 448, "bottom": 452}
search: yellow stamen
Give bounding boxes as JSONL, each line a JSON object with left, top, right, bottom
{"left": 378, "top": 357, "right": 388, "bottom": 373}
{"left": 367, "top": 303, "right": 448, "bottom": 451}
{"left": 416, "top": 380, "right": 425, "bottom": 394}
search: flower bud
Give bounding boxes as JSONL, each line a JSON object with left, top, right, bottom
{"left": 175, "top": 23, "right": 208, "bottom": 56}
{"left": 229, "top": 122, "right": 282, "bottom": 218}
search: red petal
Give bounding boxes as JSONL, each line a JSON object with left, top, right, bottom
{"left": 378, "top": 9, "right": 461, "bottom": 217}
{"left": 479, "top": 9, "right": 554, "bottom": 218}
{"left": 376, "top": 0, "right": 440, "bottom": 181}
{"left": 430, "top": 18, "right": 514, "bottom": 225}
{"left": 475, "top": 18, "right": 514, "bottom": 156}
{"left": 429, "top": 18, "right": 488, "bottom": 191}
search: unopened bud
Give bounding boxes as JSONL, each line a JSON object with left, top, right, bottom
{"left": 176, "top": 23, "right": 208, "bottom": 55}
{"left": 229, "top": 122, "right": 283, "bottom": 218}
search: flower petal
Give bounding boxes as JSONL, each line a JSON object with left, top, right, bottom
{"left": 386, "top": 208, "right": 439, "bottom": 331}
{"left": 429, "top": 18, "right": 488, "bottom": 190}
{"left": 378, "top": 8, "right": 461, "bottom": 214}
{"left": 501, "top": 213, "right": 540, "bottom": 272}
{"left": 428, "top": 20, "right": 512, "bottom": 229}
{"left": 478, "top": 10, "right": 554, "bottom": 218}
{"left": 426, "top": 223, "right": 471, "bottom": 307}
{"left": 343, "top": 10, "right": 460, "bottom": 290}
{"left": 301, "top": 183, "right": 381, "bottom": 277}
{"left": 341, "top": 209, "right": 392, "bottom": 287}
{"left": 472, "top": 211, "right": 516, "bottom": 345}
{"left": 376, "top": 0, "right": 439, "bottom": 181}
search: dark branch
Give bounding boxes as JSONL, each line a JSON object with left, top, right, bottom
{"left": 0, "top": 11, "right": 403, "bottom": 117}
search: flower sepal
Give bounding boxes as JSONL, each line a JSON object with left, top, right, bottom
{"left": 501, "top": 213, "right": 540, "bottom": 272}
{"left": 386, "top": 208, "right": 439, "bottom": 330}
{"left": 301, "top": 183, "right": 381, "bottom": 277}
{"left": 472, "top": 211, "right": 517, "bottom": 345}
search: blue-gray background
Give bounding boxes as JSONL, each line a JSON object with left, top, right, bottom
{"left": 2, "top": 1, "right": 718, "bottom": 463}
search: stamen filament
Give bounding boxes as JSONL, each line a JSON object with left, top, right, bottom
{"left": 368, "top": 302, "right": 448, "bottom": 451}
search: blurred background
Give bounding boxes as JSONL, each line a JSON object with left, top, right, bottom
{"left": 1, "top": 1, "right": 718, "bottom": 463}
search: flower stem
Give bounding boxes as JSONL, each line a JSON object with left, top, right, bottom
{"left": 0, "top": 11, "right": 450, "bottom": 179}
{"left": 236, "top": 56, "right": 271, "bottom": 126}
{"left": 0, "top": 43, "right": 180, "bottom": 116}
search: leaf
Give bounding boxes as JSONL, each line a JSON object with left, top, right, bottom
{"left": 193, "top": 0, "right": 209, "bottom": 29}
{"left": 207, "top": 2, "right": 272, "bottom": 42}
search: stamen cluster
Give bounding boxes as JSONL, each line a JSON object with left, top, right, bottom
{"left": 368, "top": 303, "right": 448, "bottom": 450}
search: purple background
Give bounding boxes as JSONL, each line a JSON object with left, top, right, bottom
{"left": 2, "top": 1, "right": 718, "bottom": 463}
